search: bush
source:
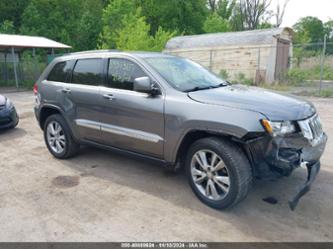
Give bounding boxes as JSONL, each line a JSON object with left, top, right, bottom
{"left": 287, "top": 65, "right": 333, "bottom": 85}
{"left": 287, "top": 68, "right": 307, "bottom": 85}
{"left": 219, "top": 69, "right": 229, "bottom": 80}
{"left": 234, "top": 73, "right": 253, "bottom": 85}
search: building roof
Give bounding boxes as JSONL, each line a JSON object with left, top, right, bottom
{"left": 165, "top": 27, "right": 293, "bottom": 50}
{"left": 0, "top": 34, "right": 71, "bottom": 50}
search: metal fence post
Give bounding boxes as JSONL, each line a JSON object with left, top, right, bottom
{"left": 319, "top": 34, "right": 327, "bottom": 94}
{"left": 209, "top": 50, "right": 213, "bottom": 71}
{"left": 11, "top": 47, "right": 19, "bottom": 88}
{"left": 256, "top": 47, "right": 261, "bottom": 84}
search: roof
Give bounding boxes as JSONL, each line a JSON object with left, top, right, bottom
{"left": 0, "top": 34, "right": 71, "bottom": 49}
{"left": 59, "top": 50, "right": 174, "bottom": 61}
{"left": 165, "top": 27, "right": 293, "bottom": 50}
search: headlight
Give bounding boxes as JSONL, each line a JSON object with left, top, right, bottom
{"left": 261, "top": 119, "right": 296, "bottom": 136}
{"left": 5, "top": 98, "right": 13, "bottom": 109}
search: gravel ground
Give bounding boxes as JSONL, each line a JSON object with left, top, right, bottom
{"left": 0, "top": 91, "right": 332, "bottom": 242}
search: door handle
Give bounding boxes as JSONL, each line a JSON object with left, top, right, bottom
{"left": 61, "top": 88, "right": 71, "bottom": 94}
{"left": 103, "top": 93, "right": 115, "bottom": 100}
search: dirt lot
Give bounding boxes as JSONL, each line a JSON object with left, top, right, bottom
{"left": 0, "top": 91, "right": 332, "bottom": 242}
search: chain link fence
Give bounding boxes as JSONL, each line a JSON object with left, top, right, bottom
{"left": 0, "top": 50, "right": 55, "bottom": 91}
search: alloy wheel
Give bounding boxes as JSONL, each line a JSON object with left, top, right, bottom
{"left": 46, "top": 121, "right": 66, "bottom": 154}
{"left": 190, "top": 149, "right": 230, "bottom": 200}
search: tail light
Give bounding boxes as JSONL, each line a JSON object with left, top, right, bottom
{"left": 33, "top": 83, "right": 38, "bottom": 94}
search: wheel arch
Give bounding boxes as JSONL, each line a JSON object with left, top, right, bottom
{"left": 39, "top": 105, "right": 63, "bottom": 130}
{"left": 174, "top": 129, "right": 254, "bottom": 172}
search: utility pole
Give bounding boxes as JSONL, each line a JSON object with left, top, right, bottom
{"left": 319, "top": 34, "right": 327, "bottom": 94}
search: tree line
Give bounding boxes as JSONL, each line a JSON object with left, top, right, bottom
{"left": 0, "top": 0, "right": 332, "bottom": 52}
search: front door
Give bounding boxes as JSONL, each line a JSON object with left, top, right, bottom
{"left": 99, "top": 58, "right": 165, "bottom": 158}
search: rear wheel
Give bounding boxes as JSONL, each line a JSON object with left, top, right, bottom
{"left": 186, "top": 137, "right": 252, "bottom": 209}
{"left": 44, "top": 114, "right": 79, "bottom": 159}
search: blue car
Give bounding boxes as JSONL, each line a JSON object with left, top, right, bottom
{"left": 0, "top": 95, "right": 19, "bottom": 129}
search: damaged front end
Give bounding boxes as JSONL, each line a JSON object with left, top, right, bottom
{"left": 243, "top": 114, "right": 327, "bottom": 210}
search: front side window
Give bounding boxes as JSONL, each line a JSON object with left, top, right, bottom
{"left": 72, "top": 58, "right": 103, "bottom": 85}
{"left": 47, "top": 60, "right": 74, "bottom": 82}
{"left": 107, "top": 58, "right": 147, "bottom": 90}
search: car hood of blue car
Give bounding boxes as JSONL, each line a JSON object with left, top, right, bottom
{"left": 0, "top": 95, "right": 6, "bottom": 106}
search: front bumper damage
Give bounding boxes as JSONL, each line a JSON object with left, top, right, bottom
{"left": 288, "top": 161, "right": 320, "bottom": 210}
{"left": 244, "top": 131, "right": 327, "bottom": 210}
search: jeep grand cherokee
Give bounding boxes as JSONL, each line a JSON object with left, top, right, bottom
{"left": 34, "top": 51, "right": 327, "bottom": 210}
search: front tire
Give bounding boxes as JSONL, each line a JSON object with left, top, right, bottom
{"left": 186, "top": 137, "right": 252, "bottom": 209}
{"left": 44, "top": 114, "right": 79, "bottom": 159}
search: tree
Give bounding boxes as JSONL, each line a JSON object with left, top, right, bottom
{"left": 20, "top": 0, "right": 103, "bottom": 51}
{"left": 139, "top": 0, "right": 208, "bottom": 35}
{"left": 0, "top": 0, "right": 30, "bottom": 31}
{"left": 216, "top": 0, "right": 236, "bottom": 20}
{"left": 0, "top": 20, "right": 15, "bottom": 34}
{"left": 115, "top": 8, "right": 175, "bottom": 52}
{"left": 99, "top": 0, "right": 137, "bottom": 49}
{"left": 203, "top": 13, "right": 231, "bottom": 33}
{"left": 274, "top": 0, "right": 289, "bottom": 27}
{"left": 236, "top": 0, "right": 272, "bottom": 30}
{"left": 115, "top": 9, "right": 152, "bottom": 51}
{"left": 293, "top": 16, "right": 325, "bottom": 44}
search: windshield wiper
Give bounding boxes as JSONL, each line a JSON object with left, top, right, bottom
{"left": 184, "top": 86, "right": 214, "bottom": 92}
{"left": 211, "top": 82, "right": 229, "bottom": 88}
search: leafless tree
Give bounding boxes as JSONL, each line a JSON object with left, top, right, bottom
{"left": 238, "top": 0, "right": 272, "bottom": 30}
{"left": 208, "top": 0, "right": 218, "bottom": 11}
{"left": 275, "top": 0, "right": 290, "bottom": 27}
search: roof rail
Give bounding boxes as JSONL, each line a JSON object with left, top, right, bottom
{"left": 66, "top": 49, "right": 121, "bottom": 55}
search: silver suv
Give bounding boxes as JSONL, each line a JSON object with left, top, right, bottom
{"left": 34, "top": 50, "right": 327, "bottom": 210}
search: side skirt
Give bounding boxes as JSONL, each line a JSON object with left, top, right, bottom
{"left": 81, "top": 139, "right": 170, "bottom": 168}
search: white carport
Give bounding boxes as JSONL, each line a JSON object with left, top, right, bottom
{"left": 0, "top": 34, "right": 71, "bottom": 88}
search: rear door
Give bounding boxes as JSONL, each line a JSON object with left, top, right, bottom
{"left": 99, "top": 57, "right": 165, "bottom": 158}
{"left": 67, "top": 58, "right": 104, "bottom": 142}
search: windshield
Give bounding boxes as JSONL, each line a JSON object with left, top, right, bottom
{"left": 144, "top": 56, "right": 227, "bottom": 92}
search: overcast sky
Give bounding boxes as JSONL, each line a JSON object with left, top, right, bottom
{"left": 269, "top": 0, "right": 332, "bottom": 27}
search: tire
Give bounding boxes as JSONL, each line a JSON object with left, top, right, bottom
{"left": 43, "top": 114, "right": 80, "bottom": 159}
{"left": 185, "top": 137, "right": 252, "bottom": 209}
{"left": 11, "top": 113, "right": 19, "bottom": 129}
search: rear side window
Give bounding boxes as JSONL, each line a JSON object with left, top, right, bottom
{"left": 107, "top": 58, "right": 146, "bottom": 90}
{"left": 47, "top": 60, "right": 74, "bottom": 82}
{"left": 72, "top": 58, "right": 103, "bottom": 85}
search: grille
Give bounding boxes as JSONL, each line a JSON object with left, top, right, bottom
{"left": 298, "top": 114, "right": 323, "bottom": 142}
{"left": 0, "top": 117, "right": 11, "bottom": 125}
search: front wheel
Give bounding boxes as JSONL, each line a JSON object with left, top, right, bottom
{"left": 186, "top": 137, "right": 252, "bottom": 209}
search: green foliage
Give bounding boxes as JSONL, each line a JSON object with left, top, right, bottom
{"left": 315, "top": 89, "right": 333, "bottom": 98}
{"left": 115, "top": 8, "right": 175, "bottom": 52}
{"left": 219, "top": 69, "right": 229, "bottom": 80}
{"left": 216, "top": 0, "right": 236, "bottom": 20}
{"left": 0, "top": 0, "right": 30, "bottom": 31}
{"left": 287, "top": 66, "right": 333, "bottom": 85}
{"left": 0, "top": 20, "right": 15, "bottom": 34}
{"left": 20, "top": 0, "right": 103, "bottom": 51}
{"left": 233, "top": 72, "right": 253, "bottom": 85}
{"left": 140, "top": 0, "right": 208, "bottom": 35}
{"left": 293, "top": 16, "right": 325, "bottom": 44}
{"left": 98, "top": 0, "right": 137, "bottom": 49}
{"left": 203, "top": 13, "right": 231, "bottom": 33}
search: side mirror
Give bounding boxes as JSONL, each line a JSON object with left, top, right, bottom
{"left": 134, "top": 77, "right": 160, "bottom": 95}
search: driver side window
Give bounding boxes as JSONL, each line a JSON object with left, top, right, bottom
{"left": 107, "top": 58, "right": 147, "bottom": 91}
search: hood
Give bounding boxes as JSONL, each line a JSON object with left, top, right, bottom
{"left": 188, "top": 84, "right": 316, "bottom": 120}
{"left": 0, "top": 95, "right": 6, "bottom": 106}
